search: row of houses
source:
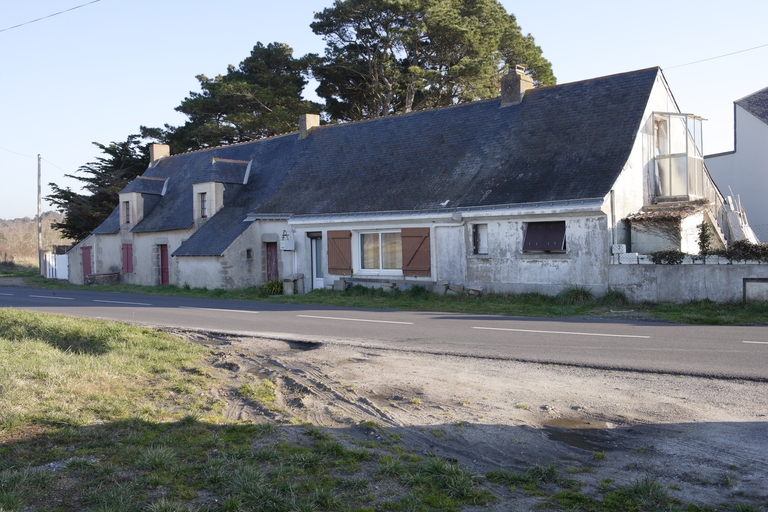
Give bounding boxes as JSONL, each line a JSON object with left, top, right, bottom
{"left": 67, "top": 66, "right": 764, "bottom": 300}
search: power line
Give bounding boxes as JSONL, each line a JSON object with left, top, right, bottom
{"left": 0, "top": 0, "right": 102, "bottom": 34}
{"left": 0, "top": 146, "right": 35, "bottom": 158}
{"left": 42, "top": 158, "right": 69, "bottom": 173}
{"left": 666, "top": 41, "right": 768, "bottom": 70}
{"left": 0, "top": 147, "right": 70, "bottom": 172}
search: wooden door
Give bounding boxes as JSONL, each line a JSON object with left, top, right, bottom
{"left": 81, "top": 246, "right": 92, "bottom": 283}
{"left": 159, "top": 244, "right": 169, "bottom": 285}
{"left": 266, "top": 242, "right": 278, "bottom": 281}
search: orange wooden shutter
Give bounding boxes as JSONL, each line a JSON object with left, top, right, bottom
{"left": 401, "top": 228, "right": 431, "bottom": 277}
{"left": 327, "top": 230, "right": 352, "bottom": 275}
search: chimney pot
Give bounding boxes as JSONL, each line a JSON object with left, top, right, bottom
{"left": 501, "top": 66, "right": 534, "bottom": 107}
{"left": 149, "top": 144, "right": 170, "bottom": 163}
{"left": 299, "top": 114, "right": 320, "bottom": 140}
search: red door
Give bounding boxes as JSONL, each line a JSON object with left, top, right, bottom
{"left": 266, "top": 242, "right": 278, "bottom": 281}
{"left": 81, "top": 246, "right": 92, "bottom": 283}
{"left": 159, "top": 244, "right": 169, "bottom": 285}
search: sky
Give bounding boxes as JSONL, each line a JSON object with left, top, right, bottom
{"left": 1, "top": 0, "right": 767, "bottom": 220}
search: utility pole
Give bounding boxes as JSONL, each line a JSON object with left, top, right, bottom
{"left": 38, "top": 154, "right": 43, "bottom": 276}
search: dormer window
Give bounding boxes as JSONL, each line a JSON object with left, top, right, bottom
{"left": 123, "top": 201, "right": 131, "bottom": 224}
{"left": 199, "top": 192, "right": 207, "bottom": 218}
{"left": 653, "top": 113, "right": 704, "bottom": 198}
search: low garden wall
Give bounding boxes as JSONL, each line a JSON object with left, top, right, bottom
{"left": 608, "top": 260, "right": 768, "bottom": 303}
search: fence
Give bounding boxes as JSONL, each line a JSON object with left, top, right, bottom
{"left": 44, "top": 253, "right": 68, "bottom": 280}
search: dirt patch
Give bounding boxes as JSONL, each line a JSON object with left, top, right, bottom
{"left": 169, "top": 328, "right": 768, "bottom": 508}
{"left": 0, "top": 277, "right": 26, "bottom": 286}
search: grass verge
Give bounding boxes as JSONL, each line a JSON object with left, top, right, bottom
{"left": 23, "top": 275, "right": 768, "bottom": 325}
{"left": 0, "top": 310, "right": 756, "bottom": 510}
{"left": 0, "top": 261, "right": 38, "bottom": 278}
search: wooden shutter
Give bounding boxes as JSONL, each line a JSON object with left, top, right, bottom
{"left": 401, "top": 228, "right": 431, "bottom": 277}
{"left": 523, "top": 221, "right": 566, "bottom": 252}
{"left": 122, "top": 244, "right": 133, "bottom": 273}
{"left": 327, "top": 230, "right": 352, "bottom": 275}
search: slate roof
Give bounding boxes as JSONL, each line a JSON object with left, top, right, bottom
{"left": 192, "top": 158, "right": 250, "bottom": 185}
{"left": 93, "top": 67, "right": 661, "bottom": 256}
{"left": 736, "top": 86, "right": 768, "bottom": 125}
{"left": 119, "top": 176, "right": 167, "bottom": 195}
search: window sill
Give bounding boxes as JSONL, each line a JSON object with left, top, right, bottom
{"left": 468, "top": 254, "right": 490, "bottom": 260}
{"left": 519, "top": 252, "right": 570, "bottom": 261}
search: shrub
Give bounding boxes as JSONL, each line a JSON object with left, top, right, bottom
{"left": 556, "top": 286, "right": 594, "bottom": 305}
{"left": 648, "top": 248, "right": 685, "bottom": 265}
{"left": 697, "top": 222, "right": 713, "bottom": 256}
{"left": 404, "top": 285, "right": 431, "bottom": 300}
{"left": 263, "top": 279, "right": 283, "bottom": 295}
{"left": 600, "top": 289, "right": 630, "bottom": 307}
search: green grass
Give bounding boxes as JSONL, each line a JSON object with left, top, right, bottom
{"left": 0, "top": 261, "right": 37, "bottom": 278}
{"left": 0, "top": 310, "right": 497, "bottom": 511}
{"left": 0, "top": 310, "right": 756, "bottom": 510}
{"left": 24, "top": 275, "right": 768, "bottom": 325}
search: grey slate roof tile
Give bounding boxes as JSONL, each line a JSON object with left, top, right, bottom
{"left": 119, "top": 176, "right": 166, "bottom": 195}
{"left": 106, "top": 67, "right": 660, "bottom": 256}
{"left": 736, "top": 86, "right": 768, "bottom": 125}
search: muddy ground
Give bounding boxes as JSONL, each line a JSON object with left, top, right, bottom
{"left": 175, "top": 328, "right": 768, "bottom": 509}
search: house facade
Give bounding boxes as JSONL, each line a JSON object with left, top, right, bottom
{"left": 705, "top": 86, "right": 768, "bottom": 241}
{"left": 69, "top": 67, "right": 738, "bottom": 297}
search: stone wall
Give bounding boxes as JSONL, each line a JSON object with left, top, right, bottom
{"left": 608, "top": 262, "right": 768, "bottom": 303}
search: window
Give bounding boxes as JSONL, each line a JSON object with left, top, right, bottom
{"left": 472, "top": 224, "right": 488, "bottom": 255}
{"left": 121, "top": 244, "right": 133, "bottom": 273}
{"left": 653, "top": 112, "right": 704, "bottom": 198}
{"left": 246, "top": 248, "right": 253, "bottom": 259}
{"left": 361, "top": 232, "right": 402, "bottom": 270}
{"left": 523, "top": 221, "right": 566, "bottom": 252}
{"left": 199, "top": 192, "right": 208, "bottom": 218}
{"left": 123, "top": 201, "right": 131, "bottom": 224}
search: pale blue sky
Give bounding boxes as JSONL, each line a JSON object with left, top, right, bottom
{"left": 1, "top": 0, "right": 766, "bottom": 219}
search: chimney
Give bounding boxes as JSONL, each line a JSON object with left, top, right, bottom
{"left": 299, "top": 114, "right": 320, "bottom": 140}
{"left": 149, "top": 143, "right": 170, "bottom": 164}
{"left": 501, "top": 65, "right": 534, "bottom": 107}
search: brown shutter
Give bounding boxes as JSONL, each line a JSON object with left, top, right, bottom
{"left": 401, "top": 228, "right": 431, "bottom": 277}
{"left": 327, "top": 230, "right": 352, "bottom": 275}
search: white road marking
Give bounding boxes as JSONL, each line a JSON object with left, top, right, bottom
{"left": 0, "top": 293, "right": 14, "bottom": 296}
{"left": 178, "top": 306, "right": 260, "bottom": 314}
{"left": 297, "top": 314, "right": 413, "bottom": 325}
{"left": 29, "top": 295, "right": 73, "bottom": 300}
{"left": 94, "top": 299, "right": 153, "bottom": 306}
{"left": 472, "top": 326, "right": 650, "bottom": 339}
{"left": 743, "top": 341, "right": 768, "bottom": 345}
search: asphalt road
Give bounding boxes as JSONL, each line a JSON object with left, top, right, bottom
{"left": 2, "top": 285, "right": 768, "bottom": 381}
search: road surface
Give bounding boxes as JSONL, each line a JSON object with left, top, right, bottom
{"left": 2, "top": 285, "right": 767, "bottom": 380}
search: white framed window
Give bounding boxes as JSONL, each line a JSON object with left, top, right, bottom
{"left": 122, "top": 201, "right": 131, "bottom": 224}
{"left": 359, "top": 231, "right": 402, "bottom": 273}
{"left": 199, "top": 192, "right": 208, "bottom": 218}
{"left": 472, "top": 224, "right": 488, "bottom": 255}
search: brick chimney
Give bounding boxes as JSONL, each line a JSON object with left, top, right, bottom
{"left": 501, "top": 65, "right": 534, "bottom": 107}
{"left": 299, "top": 114, "right": 320, "bottom": 140}
{"left": 149, "top": 143, "right": 170, "bottom": 164}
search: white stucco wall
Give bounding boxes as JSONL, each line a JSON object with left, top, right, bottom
{"left": 127, "top": 230, "right": 190, "bottom": 286}
{"left": 176, "top": 220, "right": 294, "bottom": 290}
{"left": 706, "top": 105, "right": 768, "bottom": 240}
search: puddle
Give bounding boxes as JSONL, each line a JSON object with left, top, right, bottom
{"left": 542, "top": 418, "right": 616, "bottom": 451}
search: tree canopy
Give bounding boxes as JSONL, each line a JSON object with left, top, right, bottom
{"left": 142, "top": 42, "right": 321, "bottom": 154}
{"left": 46, "top": 136, "right": 149, "bottom": 242}
{"left": 50, "top": 4, "right": 555, "bottom": 240}
{"left": 310, "top": 0, "right": 555, "bottom": 121}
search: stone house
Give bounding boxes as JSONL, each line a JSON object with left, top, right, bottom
{"left": 68, "top": 67, "right": 737, "bottom": 296}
